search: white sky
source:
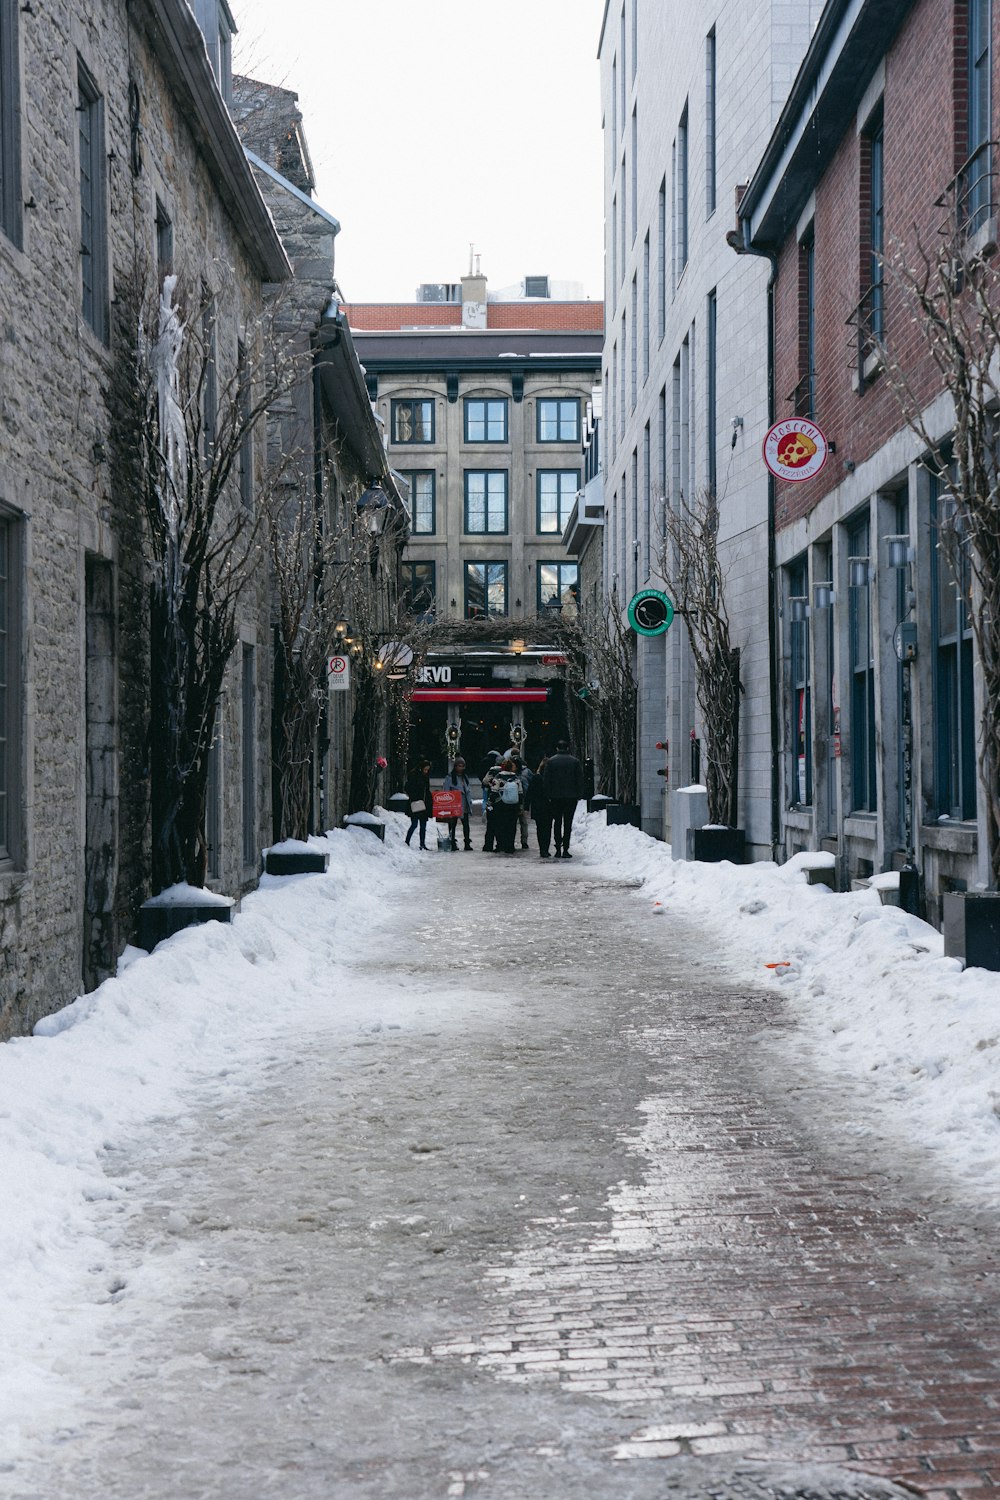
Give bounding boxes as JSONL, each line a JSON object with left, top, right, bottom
{"left": 231, "top": 0, "right": 607, "bottom": 304}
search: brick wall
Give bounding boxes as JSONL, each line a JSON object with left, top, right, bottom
{"left": 344, "top": 302, "right": 604, "bottom": 332}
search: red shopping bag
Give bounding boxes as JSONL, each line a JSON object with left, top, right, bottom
{"left": 432, "top": 788, "right": 463, "bottom": 820}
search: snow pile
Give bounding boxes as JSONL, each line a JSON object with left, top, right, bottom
{"left": 574, "top": 812, "right": 1000, "bottom": 1195}
{"left": 0, "top": 822, "right": 414, "bottom": 1454}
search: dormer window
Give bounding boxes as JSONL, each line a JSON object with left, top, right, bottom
{"left": 192, "top": 0, "right": 235, "bottom": 103}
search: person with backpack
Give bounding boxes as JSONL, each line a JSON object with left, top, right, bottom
{"left": 542, "top": 739, "right": 586, "bottom": 858}
{"left": 509, "top": 754, "right": 533, "bottom": 850}
{"left": 404, "top": 760, "right": 432, "bottom": 849}
{"left": 442, "top": 756, "right": 473, "bottom": 850}
{"left": 527, "top": 755, "right": 555, "bottom": 858}
{"left": 490, "top": 758, "right": 523, "bottom": 854}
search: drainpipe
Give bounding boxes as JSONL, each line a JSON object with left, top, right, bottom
{"left": 728, "top": 223, "right": 781, "bottom": 861}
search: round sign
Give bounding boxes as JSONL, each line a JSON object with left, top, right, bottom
{"left": 763, "top": 418, "right": 829, "bottom": 482}
{"left": 379, "top": 640, "right": 413, "bottom": 669}
{"left": 627, "top": 589, "right": 675, "bottom": 637}
{"left": 328, "top": 654, "right": 348, "bottom": 676}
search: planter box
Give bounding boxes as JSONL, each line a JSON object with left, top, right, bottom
{"left": 688, "top": 827, "right": 746, "bottom": 864}
{"left": 264, "top": 849, "right": 330, "bottom": 877}
{"left": 588, "top": 795, "right": 614, "bottom": 813}
{"left": 138, "top": 899, "right": 234, "bottom": 953}
{"left": 386, "top": 793, "right": 411, "bottom": 816}
{"left": 943, "top": 890, "right": 1000, "bottom": 971}
{"left": 343, "top": 817, "right": 386, "bottom": 842}
{"left": 606, "top": 803, "right": 641, "bottom": 828}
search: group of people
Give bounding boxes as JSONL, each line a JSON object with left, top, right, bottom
{"left": 404, "top": 741, "right": 586, "bottom": 859}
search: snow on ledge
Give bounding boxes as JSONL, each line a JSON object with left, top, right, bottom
{"left": 343, "top": 811, "right": 384, "bottom": 827}
{"left": 142, "top": 882, "right": 234, "bottom": 908}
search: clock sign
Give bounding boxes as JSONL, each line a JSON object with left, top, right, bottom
{"left": 627, "top": 588, "right": 675, "bottom": 637}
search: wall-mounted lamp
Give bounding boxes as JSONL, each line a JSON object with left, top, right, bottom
{"left": 788, "top": 595, "right": 810, "bottom": 623}
{"left": 730, "top": 415, "right": 744, "bottom": 450}
{"left": 813, "top": 581, "right": 836, "bottom": 610}
{"left": 511, "top": 638, "right": 525, "bottom": 656}
{"left": 847, "top": 555, "right": 871, "bottom": 588}
{"left": 885, "top": 534, "right": 915, "bottom": 570}
{"left": 334, "top": 619, "right": 350, "bottom": 641}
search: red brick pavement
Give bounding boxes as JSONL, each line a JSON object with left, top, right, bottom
{"left": 401, "top": 987, "right": 1000, "bottom": 1496}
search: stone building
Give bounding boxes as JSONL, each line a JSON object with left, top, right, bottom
{"left": 598, "top": 0, "right": 821, "bottom": 848}
{"left": 738, "top": 0, "right": 996, "bottom": 917}
{"left": 344, "top": 278, "right": 603, "bottom": 774}
{"left": 233, "top": 75, "right": 409, "bottom": 832}
{"left": 0, "top": 0, "right": 287, "bottom": 1037}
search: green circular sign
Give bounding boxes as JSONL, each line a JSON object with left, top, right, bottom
{"left": 627, "top": 588, "right": 675, "bottom": 637}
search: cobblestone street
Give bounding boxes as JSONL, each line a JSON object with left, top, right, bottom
{"left": 8, "top": 844, "right": 1000, "bottom": 1499}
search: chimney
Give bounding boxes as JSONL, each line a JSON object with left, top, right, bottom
{"left": 461, "top": 270, "right": 487, "bottom": 329}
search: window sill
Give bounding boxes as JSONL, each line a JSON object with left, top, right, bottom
{"left": 784, "top": 806, "right": 814, "bottom": 830}
{"left": 920, "top": 819, "right": 977, "bottom": 856}
{"left": 963, "top": 215, "right": 998, "bottom": 261}
{"left": 844, "top": 814, "right": 877, "bottom": 840}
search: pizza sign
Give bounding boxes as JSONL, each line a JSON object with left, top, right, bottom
{"left": 763, "top": 418, "right": 829, "bottom": 482}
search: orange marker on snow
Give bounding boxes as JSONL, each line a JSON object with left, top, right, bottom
{"left": 765, "top": 961, "right": 791, "bottom": 969}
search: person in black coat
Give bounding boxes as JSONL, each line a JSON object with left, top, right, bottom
{"left": 527, "top": 756, "right": 555, "bottom": 858}
{"left": 404, "top": 760, "right": 432, "bottom": 849}
{"left": 541, "top": 739, "right": 585, "bottom": 858}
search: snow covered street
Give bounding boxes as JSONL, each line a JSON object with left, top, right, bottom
{"left": 3, "top": 815, "right": 1000, "bottom": 1497}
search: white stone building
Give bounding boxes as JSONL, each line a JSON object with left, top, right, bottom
{"left": 598, "top": 0, "right": 821, "bottom": 851}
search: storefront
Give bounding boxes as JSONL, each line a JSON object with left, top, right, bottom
{"left": 407, "top": 654, "right": 570, "bottom": 778}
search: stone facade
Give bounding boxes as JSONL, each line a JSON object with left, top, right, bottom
{"left": 0, "top": 0, "right": 286, "bottom": 1037}
{"left": 598, "top": 0, "right": 821, "bottom": 847}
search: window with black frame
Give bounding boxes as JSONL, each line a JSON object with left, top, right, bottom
{"left": 402, "top": 471, "right": 435, "bottom": 534}
{"left": 392, "top": 399, "right": 434, "bottom": 444}
{"left": 536, "top": 470, "right": 579, "bottom": 535}
{"left": 464, "top": 471, "right": 507, "bottom": 534}
{"left": 78, "top": 60, "right": 108, "bottom": 343}
{"left": 930, "top": 473, "right": 976, "bottom": 818}
{"left": 537, "top": 561, "right": 578, "bottom": 613}
{"left": 464, "top": 561, "right": 506, "bottom": 619}
{"left": 464, "top": 398, "right": 508, "bottom": 443}
{"left": 537, "top": 399, "right": 580, "bottom": 443}
{"left": 401, "top": 561, "right": 435, "bottom": 616}
{"left": 0, "top": 0, "right": 22, "bottom": 248}
{"left": 0, "top": 513, "right": 12, "bottom": 861}
{"left": 788, "top": 558, "right": 812, "bottom": 806}
{"left": 847, "top": 516, "right": 877, "bottom": 812}
{"left": 966, "top": 0, "right": 992, "bottom": 232}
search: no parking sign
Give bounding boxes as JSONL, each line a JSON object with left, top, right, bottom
{"left": 328, "top": 654, "right": 351, "bottom": 691}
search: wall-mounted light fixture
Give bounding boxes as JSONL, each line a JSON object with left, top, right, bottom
{"left": 813, "top": 581, "right": 836, "bottom": 610}
{"left": 885, "top": 533, "right": 915, "bottom": 570}
{"left": 511, "top": 638, "right": 525, "bottom": 656}
{"left": 847, "top": 555, "right": 871, "bottom": 588}
{"left": 788, "top": 595, "right": 810, "bottom": 623}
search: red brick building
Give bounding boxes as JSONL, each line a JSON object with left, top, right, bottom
{"left": 738, "top": 0, "right": 995, "bottom": 919}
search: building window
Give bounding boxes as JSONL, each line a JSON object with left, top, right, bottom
{"left": 464, "top": 398, "right": 508, "bottom": 443}
{"left": 611, "top": 194, "right": 618, "bottom": 293}
{"left": 931, "top": 474, "right": 976, "bottom": 818}
{"left": 464, "top": 561, "right": 507, "bottom": 619}
{"left": 241, "top": 644, "right": 256, "bottom": 869}
{"left": 404, "top": 471, "right": 435, "bottom": 534}
{"left": 0, "top": 511, "right": 19, "bottom": 864}
{"left": 237, "top": 340, "right": 253, "bottom": 511}
{"left": 538, "top": 561, "right": 579, "bottom": 612}
{"left": 78, "top": 61, "right": 108, "bottom": 343}
{"left": 966, "top": 0, "right": 992, "bottom": 231}
{"left": 643, "top": 421, "right": 651, "bottom": 581}
{"left": 205, "top": 713, "right": 221, "bottom": 880}
{"left": 657, "top": 176, "right": 667, "bottom": 338}
{"left": 707, "top": 287, "right": 717, "bottom": 493}
{"left": 631, "top": 448, "right": 639, "bottom": 593}
{"left": 706, "top": 28, "right": 717, "bottom": 216}
{"left": 464, "top": 470, "right": 508, "bottom": 534}
{"left": 524, "top": 275, "right": 549, "bottom": 298}
{"left": 155, "top": 198, "right": 173, "bottom": 284}
{"left": 788, "top": 558, "right": 812, "bottom": 806}
{"left": 0, "top": 0, "right": 22, "bottom": 247}
{"left": 674, "top": 101, "right": 689, "bottom": 282}
{"left": 856, "top": 105, "right": 885, "bottom": 372}
{"left": 392, "top": 398, "right": 434, "bottom": 444}
{"left": 642, "top": 232, "right": 650, "bottom": 383}
{"left": 537, "top": 470, "right": 579, "bottom": 534}
{"left": 401, "top": 560, "right": 435, "bottom": 615}
{"left": 201, "top": 285, "right": 217, "bottom": 459}
{"left": 537, "top": 399, "right": 580, "bottom": 443}
{"left": 631, "top": 274, "right": 638, "bottom": 409}
{"left": 847, "top": 516, "right": 876, "bottom": 813}
{"left": 631, "top": 107, "right": 638, "bottom": 243}
{"left": 794, "top": 227, "right": 816, "bottom": 418}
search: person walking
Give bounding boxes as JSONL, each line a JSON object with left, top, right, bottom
{"left": 527, "top": 755, "right": 554, "bottom": 858}
{"left": 404, "top": 760, "right": 431, "bottom": 849}
{"left": 490, "top": 759, "right": 523, "bottom": 854}
{"left": 443, "top": 756, "right": 473, "bottom": 850}
{"left": 510, "top": 754, "right": 533, "bottom": 851}
{"left": 542, "top": 739, "right": 585, "bottom": 858}
{"left": 481, "top": 756, "right": 502, "bottom": 852}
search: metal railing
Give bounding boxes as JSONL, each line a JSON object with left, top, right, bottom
{"left": 846, "top": 282, "right": 885, "bottom": 395}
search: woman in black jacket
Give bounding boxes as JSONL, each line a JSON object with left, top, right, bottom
{"left": 527, "top": 756, "right": 555, "bottom": 858}
{"left": 404, "top": 760, "right": 432, "bottom": 849}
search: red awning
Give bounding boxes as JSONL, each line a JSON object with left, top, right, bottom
{"left": 411, "top": 687, "right": 549, "bottom": 703}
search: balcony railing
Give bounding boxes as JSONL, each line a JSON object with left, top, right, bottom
{"left": 846, "top": 282, "right": 885, "bottom": 396}
{"left": 785, "top": 372, "right": 814, "bottom": 419}
{"left": 936, "top": 140, "right": 997, "bottom": 240}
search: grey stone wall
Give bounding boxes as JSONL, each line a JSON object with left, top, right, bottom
{"left": 0, "top": 0, "right": 275, "bottom": 1037}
